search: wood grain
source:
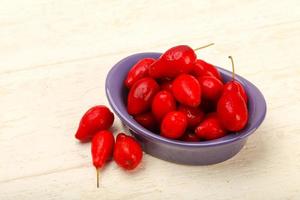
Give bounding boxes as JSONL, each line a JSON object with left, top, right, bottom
{"left": 0, "top": 0, "right": 300, "bottom": 199}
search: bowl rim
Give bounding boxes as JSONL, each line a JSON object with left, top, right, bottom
{"left": 106, "top": 52, "right": 267, "bottom": 147}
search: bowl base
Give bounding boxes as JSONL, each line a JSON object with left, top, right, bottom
{"left": 131, "top": 130, "right": 247, "bottom": 165}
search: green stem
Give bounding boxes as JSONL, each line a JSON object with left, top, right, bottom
{"left": 96, "top": 168, "right": 100, "bottom": 188}
{"left": 194, "top": 43, "right": 215, "bottom": 51}
{"left": 228, "top": 56, "right": 235, "bottom": 80}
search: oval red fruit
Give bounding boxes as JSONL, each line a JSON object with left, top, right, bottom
{"left": 172, "top": 74, "right": 201, "bottom": 107}
{"left": 113, "top": 133, "right": 143, "bottom": 170}
{"left": 149, "top": 45, "right": 196, "bottom": 78}
{"left": 198, "top": 76, "right": 224, "bottom": 101}
{"left": 152, "top": 90, "right": 176, "bottom": 121}
{"left": 160, "top": 111, "right": 187, "bottom": 139}
{"left": 91, "top": 130, "right": 115, "bottom": 169}
{"left": 217, "top": 91, "right": 248, "bottom": 131}
{"left": 195, "top": 113, "right": 227, "bottom": 140}
{"left": 134, "top": 112, "right": 157, "bottom": 130}
{"left": 124, "top": 58, "right": 156, "bottom": 88}
{"left": 127, "top": 78, "right": 159, "bottom": 115}
{"left": 223, "top": 81, "right": 248, "bottom": 104}
{"left": 75, "top": 105, "right": 114, "bottom": 142}
{"left": 178, "top": 104, "right": 205, "bottom": 128}
{"left": 192, "top": 59, "right": 222, "bottom": 80}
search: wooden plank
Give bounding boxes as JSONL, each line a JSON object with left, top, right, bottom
{"left": 1, "top": 0, "right": 300, "bottom": 73}
{"left": 0, "top": 0, "right": 300, "bottom": 199}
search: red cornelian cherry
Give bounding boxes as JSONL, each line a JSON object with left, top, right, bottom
{"left": 151, "top": 90, "right": 176, "bottom": 121}
{"left": 160, "top": 111, "right": 187, "bottom": 139}
{"left": 149, "top": 43, "right": 214, "bottom": 79}
{"left": 172, "top": 74, "right": 201, "bottom": 107}
{"left": 217, "top": 56, "right": 248, "bottom": 131}
{"left": 91, "top": 130, "right": 115, "bottom": 188}
{"left": 127, "top": 77, "right": 159, "bottom": 115}
{"left": 134, "top": 112, "right": 157, "bottom": 131}
{"left": 113, "top": 133, "right": 143, "bottom": 170}
{"left": 178, "top": 104, "right": 205, "bottom": 128}
{"left": 124, "top": 58, "right": 156, "bottom": 88}
{"left": 222, "top": 56, "right": 248, "bottom": 104}
{"left": 198, "top": 75, "right": 224, "bottom": 101}
{"left": 192, "top": 59, "right": 222, "bottom": 80}
{"left": 149, "top": 45, "right": 196, "bottom": 78}
{"left": 223, "top": 81, "right": 248, "bottom": 105}
{"left": 217, "top": 91, "right": 248, "bottom": 131}
{"left": 75, "top": 105, "right": 114, "bottom": 142}
{"left": 195, "top": 113, "right": 227, "bottom": 140}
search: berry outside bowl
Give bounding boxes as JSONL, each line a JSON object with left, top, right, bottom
{"left": 106, "top": 53, "right": 267, "bottom": 165}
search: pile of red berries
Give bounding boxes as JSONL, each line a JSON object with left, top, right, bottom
{"left": 75, "top": 106, "right": 143, "bottom": 187}
{"left": 125, "top": 45, "right": 249, "bottom": 141}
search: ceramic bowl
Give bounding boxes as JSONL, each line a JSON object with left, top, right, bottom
{"left": 106, "top": 53, "right": 266, "bottom": 165}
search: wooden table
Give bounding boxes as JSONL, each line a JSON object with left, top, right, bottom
{"left": 1, "top": 0, "right": 300, "bottom": 199}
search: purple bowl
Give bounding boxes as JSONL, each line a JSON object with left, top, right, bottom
{"left": 106, "top": 53, "right": 267, "bottom": 165}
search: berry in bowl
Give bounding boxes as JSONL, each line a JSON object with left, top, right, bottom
{"left": 106, "top": 45, "right": 266, "bottom": 165}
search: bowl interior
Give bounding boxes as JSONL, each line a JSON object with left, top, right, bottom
{"left": 106, "top": 53, "right": 267, "bottom": 147}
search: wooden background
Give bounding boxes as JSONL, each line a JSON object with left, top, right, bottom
{"left": 0, "top": 0, "right": 300, "bottom": 199}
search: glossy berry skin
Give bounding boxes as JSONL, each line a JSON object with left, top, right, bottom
{"left": 134, "top": 112, "right": 157, "bottom": 131}
{"left": 217, "top": 90, "right": 248, "bottom": 131}
{"left": 127, "top": 78, "right": 159, "bottom": 115}
{"left": 75, "top": 106, "right": 114, "bottom": 142}
{"left": 178, "top": 104, "right": 205, "bottom": 128}
{"left": 124, "top": 58, "right": 156, "bottom": 88}
{"left": 181, "top": 132, "right": 199, "bottom": 142}
{"left": 195, "top": 113, "right": 227, "bottom": 140}
{"left": 151, "top": 90, "right": 176, "bottom": 121}
{"left": 160, "top": 80, "right": 173, "bottom": 93}
{"left": 91, "top": 130, "right": 115, "bottom": 169}
{"left": 113, "top": 133, "right": 143, "bottom": 170}
{"left": 149, "top": 45, "right": 197, "bottom": 78}
{"left": 172, "top": 74, "right": 201, "bottom": 107}
{"left": 223, "top": 81, "right": 248, "bottom": 104}
{"left": 198, "top": 76, "right": 224, "bottom": 101}
{"left": 160, "top": 111, "right": 187, "bottom": 139}
{"left": 192, "top": 59, "right": 222, "bottom": 80}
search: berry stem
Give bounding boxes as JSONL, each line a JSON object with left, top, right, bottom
{"left": 228, "top": 56, "right": 235, "bottom": 80}
{"left": 194, "top": 43, "right": 215, "bottom": 51}
{"left": 96, "top": 168, "right": 100, "bottom": 188}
